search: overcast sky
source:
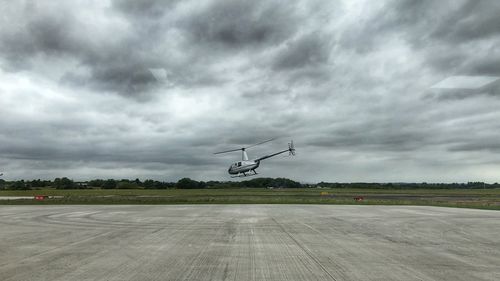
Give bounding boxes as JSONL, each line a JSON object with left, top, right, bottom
{"left": 1, "top": 0, "right": 500, "bottom": 182}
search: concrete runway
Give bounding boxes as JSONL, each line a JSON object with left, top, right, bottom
{"left": 0, "top": 205, "right": 499, "bottom": 281}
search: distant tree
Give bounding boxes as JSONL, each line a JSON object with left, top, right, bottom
{"left": 206, "top": 181, "right": 220, "bottom": 188}
{"left": 9, "top": 180, "right": 29, "bottom": 190}
{"left": 143, "top": 179, "right": 155, "bottom": 189}
{"left": 102, "top": 179, "right": 117, "bottom": 189}
{"left": 42, "top": 180, "right": 52, "bottom": 187}
{"left": 160, "top": 182, "right": 176, "bottom": 189}
{"left": 53, "top": 178, "right": 61, "bottom": 188}
{"left": 117, "top": 181, "right": 139, "bottom": 189}
{"left": 198, "top": 181, "right": 207, "bottom": 189}
{"left": 240, "top": 177, "right": 302, "bottom": 188}
{"left": 134, "top": 178, "right": 142, "bottom": 187}
{"left": 30, "top": 179, "right": 42, "bottom": 188}
{"left": 176, "top": 178, "right": 200, "bottom": 189}
{"left": 53, "top": 177, "right": 75, "bottom": 189}
{"left": 273, "top": 178, "right": 302, "bottom": 188}
{"left": 61, "top": 177, "right": 74, "bottom": 189}
{"left": 153, "top": 181, "right": 165, "bottom": 189}
{"left": 89, "top": 179, "right": 104, "bottom": 188}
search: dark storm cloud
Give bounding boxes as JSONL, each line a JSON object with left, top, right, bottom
{"left": 113, "top": 0, "right": 180, "bottom": 18}
{"left": 0, "top": 6, "right": 154, "bottom": 98}
{"left": 429, "top": 80, "right": 500, "bottom": 100}
{"left": 0, "top": 121, "right": 220, "bottom": 167}
{"left": 449, "top": 142, "right": 500, "bottom": 153}
{"left": 0, "top": 2, "right": 192, "bottom": 99}
{"left": 307, "top": 126, "right": 428, "bottom": 152}
{"left": 403, "top": 1, "right": 500, "bottom": 79}
{"left": 0, "top": 0, "right": 304, "bottom": 99}
{"left": 0, "top": 9, "right": 76, "bottom": 69}
{"left": 181, "top": 0, "right": 298, "bottom": 48}
{"left": 339, "top": 0, "right": 500, "bottom": 83}
{"left": 360, "top": 0, "right": 500, "bottom": 45}
{"left": 429, "top": 1, "right": 500, "bottom": 43}
{"left": 466, "top": 57, "right": 500, "bottom": 77}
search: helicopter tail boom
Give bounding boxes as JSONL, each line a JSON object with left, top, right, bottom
{"left": 255, "top": 140, "right": 296, "bottom": 162}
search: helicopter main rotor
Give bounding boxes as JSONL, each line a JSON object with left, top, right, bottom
{"left": 213, "top": 137, "right": 277, "bottom": 160}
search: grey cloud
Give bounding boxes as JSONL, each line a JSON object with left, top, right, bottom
{"left": 1, "top": 12, "right": 73, "bottom": 70}
{"left": 449, "top": 142, "right": 500, "bottom": 153}
{"left": 0, "top": 2, "right": 179, "bottom": 99}
{"left": 26, "top": 14, "right": 77, "bottom": 55}
{"left": 400, "top": 1, "right": 500, "bottom": 79}
{"left": 466, "top": 57, "right": 500, "bottom": 77}
{"left": 1, "top": 0, "right": 277, "bottom": 99}
{"left": 429, "top": 1, "right": 500, "bottom": 43}
{"left": 308, "top": 130, "right": 426, "bottom": 152}
{"left": 422, "top": 46, "right": 466, "bottom": 73}
{"left": 428, "top": 79, "right": 500, "bottom": 101}
{"left": 272, "top": 33, "right": 331, "bottom": 70}
{"left": 339, "top": 0, "right": 500, "bottom": 82}
{"left": 182, "top": 0, "right": 298, "bottom": 48}
{"left": 304, "top": 114, "right": 431, "bottom": 153}
{"left": 376, "top": 0, "right": 500, "bottom": 45}
{"left": 89, "top": 66, "right": 158, "bottom": 97}
{"left": 0, "top": 127, "right": 220, "bottom": 167}
{"left": 113, "top": 0, "right": 180, "bottom": 18}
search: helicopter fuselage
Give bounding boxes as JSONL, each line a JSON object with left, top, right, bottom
{"left": 228, "top": 160, "right": 259, "bottom": 175}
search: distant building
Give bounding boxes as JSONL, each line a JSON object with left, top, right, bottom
{"left": 75, "top": 182, "right": 88, "bottom": 188}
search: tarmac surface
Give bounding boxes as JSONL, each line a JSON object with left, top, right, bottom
{"left": 0, "top": 205, "right": 499, "bottom": 281}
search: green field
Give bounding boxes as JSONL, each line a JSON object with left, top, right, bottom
{"left": 1, "top": 188, "right": 500, "bottom": 210}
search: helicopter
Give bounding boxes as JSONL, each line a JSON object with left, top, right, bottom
{"left": 214, "top": 138, "right": 295, "bottom": 177}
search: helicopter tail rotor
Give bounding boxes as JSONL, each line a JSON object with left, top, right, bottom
{"left": 288, "top": 140, "right": 295, "bottom": 156}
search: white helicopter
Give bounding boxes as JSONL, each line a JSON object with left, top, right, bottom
{"left": 214, "top": 138, "right": 295, "bottom": 177}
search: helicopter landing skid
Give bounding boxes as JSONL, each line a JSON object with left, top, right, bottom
{"left": 231, "top": 170, "right": 258, "bottom": 178}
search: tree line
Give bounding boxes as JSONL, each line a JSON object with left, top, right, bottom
{"left": 0, "top": 178, "right": 498, "bottom": 190}
{"left": 0, "top": 177, "right": 301, "bottom": 190}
